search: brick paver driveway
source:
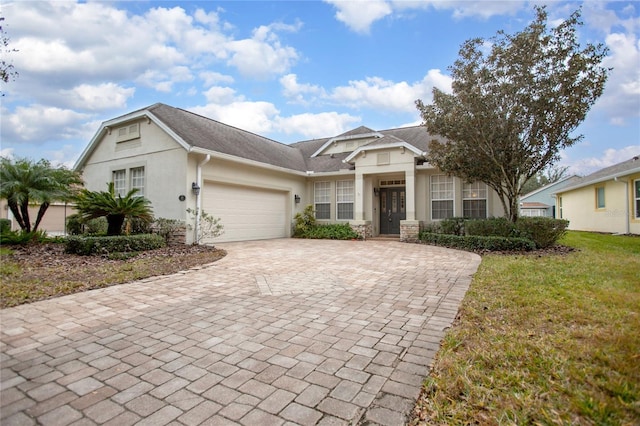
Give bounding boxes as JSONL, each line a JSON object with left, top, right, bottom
{"left": 1, "top": 239, "right": 480, "bottom": 426}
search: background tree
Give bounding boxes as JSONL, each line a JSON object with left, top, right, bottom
{"left": 0, "top": 157, "right": 83, "bottom": 233}
{"left": 74, "top": 183, "right": 153, "bottom": 236}
{"left": 521, "top": 164, "right": 570, "bottom": 195}
{"left": 416, "top": 6, "right": 608, "bottom": 222}
{"left": 1, "top": 15, "right": 19, "bottom": 94}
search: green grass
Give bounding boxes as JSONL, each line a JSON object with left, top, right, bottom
{"left": 411, "top": 231, "right": 640, "bottom": 425}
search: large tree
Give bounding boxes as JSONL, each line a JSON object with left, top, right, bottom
{"left": 416, "top": 6, "right": 609, "bottom": 222}
{"left": 74, "top": 183, "right": 154, "bottom": 236}
{"left": 1, "top": 15, "right": 18, "bottom": 94}
{"left": 0, "top": 158, "right": 84, "bottom": 232}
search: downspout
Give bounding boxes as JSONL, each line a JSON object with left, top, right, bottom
{"left": 194, "top": 154, "right": 211, "bottom": 244}
{"left": 614, "top": 176, "right": 630, "bottom": 234}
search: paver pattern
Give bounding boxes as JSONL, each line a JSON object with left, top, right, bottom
{"left": 1, "top": 239, "right": 480, "bottom": 425}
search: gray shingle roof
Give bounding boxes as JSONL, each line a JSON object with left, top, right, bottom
{"left": 143, "top": 104, "right": 438, "bottom": 173}
{"left": 559, "top": 155, "right": 640, "bottom": 192}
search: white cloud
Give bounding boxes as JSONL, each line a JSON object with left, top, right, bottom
{"left": 203, "top": 86, "right": 240, "bottom": 104}
{"left": 275, "top": 112, "right": 361, "bottom": 138}
{"left": 595, "top": 32, "right": 640, "bottom": 125}
{"left": 325, "top": 0, "right": 392, "bottom": 34}
{"left": 60, "top": 83, "right": 135, "bottom": 111}
{"left": 329, "top": 70, "right": 452, "bottom": 111}
{"left": 1, "top": 105, "right": 91, "bottom": 143}
{"left": 190, "top": 101, "right": 280, "bottom": 134}
{"left": 226, "top": 24, "right": 300, "bottom": 78}
{"left": 280, "top": 74, "right": 327, "bottom": 104}
{"left": 562, "top": 146, "right": 640, "bottom": 176}
{"left": 200, "top": 71, "right": 235, "bottom": 87}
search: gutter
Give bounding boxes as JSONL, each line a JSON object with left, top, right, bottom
{"left": 194, "top": 154, "right": 211, "bottom": 244}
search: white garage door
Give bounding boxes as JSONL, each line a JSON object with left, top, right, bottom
{"left": 202, "top": 182, "right": 288, "bottom": 243}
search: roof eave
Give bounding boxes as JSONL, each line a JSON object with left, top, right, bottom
{"left": 343, "top": 142, "right": 426, "bottom": 163}
{"left": 310, "top": 131, "right": 383, "bottom": 158}
{"left": 555, "top": 166, "right": 640, "bottom": 194}
{"left": 189, "top": 147, "right": 307, "bottom": 176}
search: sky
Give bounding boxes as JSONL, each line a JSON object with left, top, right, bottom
{"left": 1, "top": 0, "right": 638, "bottom": 176}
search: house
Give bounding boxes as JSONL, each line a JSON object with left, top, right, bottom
{"left": 74, "top": 103, "right": 506, "bottom": 244}
{"left": 1, "top": 199, "right": 75, "bottom": 235}
{"left": 554, "top": 156, "right": 640, "bottom": 234}
{"left": 519, "top": 175, "right": 581, "bottom": 218}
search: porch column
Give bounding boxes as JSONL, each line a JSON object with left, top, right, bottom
{"left": 405, "top": 169, "right": 416, "bottom": 221}
{"left": 355, "top": 171, "right": 365, "bottom": 221}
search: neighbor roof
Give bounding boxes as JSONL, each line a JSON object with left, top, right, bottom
{"left": 557, "top": 155, "right": 640, "bottom": 193}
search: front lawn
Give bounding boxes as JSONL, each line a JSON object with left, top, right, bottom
{"left": 411, "top": 231, "right": 640, "bottom": 425}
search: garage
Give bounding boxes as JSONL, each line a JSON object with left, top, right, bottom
{"left": 202, "top": 182, "right": 288, "bottom": 243}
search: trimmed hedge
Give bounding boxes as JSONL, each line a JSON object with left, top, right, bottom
{"left": 0, "top": 218, "right": 11, "bottom": 234}
{"left": 65, "top": 234, "right": 166, "bottom": 256}
{"left": 419, "top": 232, "right": 535, "bottom": 252}
{"left": 296, "top": 223, "right": 359, "bottom": 240}
{"left": 465, "top": 217, "right": 517, "bottom": 238}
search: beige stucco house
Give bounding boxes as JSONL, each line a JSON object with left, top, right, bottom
{"left": 554, "top": 156, "right": 640, "bottom": 235}
{"left": 1, "top": 199, "right": 75, "bottom": 235}
{"left": 74, "top": 103, "right": 506, "bottom": 243}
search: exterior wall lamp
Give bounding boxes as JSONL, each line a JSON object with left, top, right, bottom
{"left": 373, "top": 187, "right": 380, "bottom": 197}
{"left": 294, "top": 194, "right": 301, "bottom": 204}
{"left": 192, "top": 182, "right": 201, "bottom": 196}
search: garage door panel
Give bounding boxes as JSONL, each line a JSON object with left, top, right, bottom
{"left": 203, "top": 183, "right": 287, "bottom": 243}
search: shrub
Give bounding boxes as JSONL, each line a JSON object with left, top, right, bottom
{"left": 465, "top": 217, "right": 517, "bottom": 238}
{"left": 0, "top": 218, "right": 11, "bottom": 234}
{"left": 153, "top": 218, "right": 185, "bottom": 244}
{"left": 515, "top": 217, "right": 569, "bottom": 249}
{"left": 66, "top": 214, "right": 84, "bottom": 235}
{"left": 0, "top": 230, "right": 48, "bottom": 245}
{"left": 440, "top": 217, "right": 466, "bottom": 235}
{"left": 419, "top": 232, "right": 535, "bottom": 252}
{"left": 293, "top": 205, "right": 317, "bottom": 237}
{"left": 126, "top": 217, "right": 154, "bottom": 235}
{"left": 186, "top": 208, "right": 224, "bottom": 244}
{"left": 300, "top": 223, "right": 359, "bottom": 240}
{"left": 85, "top": 217, "right": 108, "bottom": 235}
{"left": 65, "top": 234, "right": 166, "bottom": 256}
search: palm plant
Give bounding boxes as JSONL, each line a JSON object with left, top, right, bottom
{"left": 0, "top": 157, "right": 83, "bottom": 232}
{"left": 74, "top": 182, "right": 153, "bottom": 236}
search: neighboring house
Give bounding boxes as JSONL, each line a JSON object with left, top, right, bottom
{"left": 519, "top": 175, "right": 581, "bottom": 218}
{"left": 554, "top": 156, "right": 640, "bottom": 235}
{"left": 0, "top": 199, "right": 75, "bottom": 235}
{"left": 74, "top": 103, "right": 506, "bottom": 244}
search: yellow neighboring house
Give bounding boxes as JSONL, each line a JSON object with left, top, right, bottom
{"left": 0, "top": 200, "right": 76, "bottom": 235}
{"left": 555, "top": 156, "right": 640, "bottom": 235}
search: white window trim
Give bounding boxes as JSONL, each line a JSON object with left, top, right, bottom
{"left": 634, "top": 179, "right": 640, "bottom": 219}
{"left": 314, "top": 181, "right": 331, "bottom": 220}
{"left": 462, "top": 181, "right": 488, "bottom": 218}
{"left": 430, "top": 175, "right": 455, "bottom": 220}
{"left": 336, "top": 180, "right": 354, "bottom": 220}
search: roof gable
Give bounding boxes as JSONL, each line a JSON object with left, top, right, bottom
{"left": 559, "top": 155, "right": 640, "bottom": 193}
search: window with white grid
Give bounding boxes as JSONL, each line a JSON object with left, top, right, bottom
{"left": 314, "top": 181, "right": 331, "bottom": 219}
{"left": 130, "top": 167, "right": 145, "bottom": 197}
{"left": 336, "top": 180, "right": 354, "bottom": 220}
{"left": 112, "top": 170, "right": 126, "bottom": 197}
{"left": 462, "top": 181, "right": 487, "bottom": 218}
{"left": 430, "top": 175, "right": 454, "bottom": 220}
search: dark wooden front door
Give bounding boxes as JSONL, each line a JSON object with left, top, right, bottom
{"left": 379, "top": 187, "right": 406, "bottom": 234}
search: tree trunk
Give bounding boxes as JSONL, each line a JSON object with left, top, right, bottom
{"left": 33, "top": 202, "right": 50, "bottom": 232}
{"left": 106, "top": 214, "right": 125, "bottom": 236}
{"left": 7, "top": 200, "right": 27, "bottom": 231}
{"left": 19, "top": 200, "right": 31, "bottom": 232}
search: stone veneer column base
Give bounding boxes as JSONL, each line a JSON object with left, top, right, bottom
{"left": 349, "top": 221, "right": 373, "bottom": 240}
{"left": 400, "top": 220, "right": 421, "bottom": 243}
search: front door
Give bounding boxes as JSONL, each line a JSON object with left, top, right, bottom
{"left": 379, "top": 187, "right": 406, "bottom": 234}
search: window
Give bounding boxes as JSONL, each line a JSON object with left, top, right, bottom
{"left": 558, "top": 196, "right": 563, "bottom": 219}
{"left": 314, "top": 181, "right": 331, "bottom": 219}
{"left": 635, "top": 180, "right": 640, "bottom": 219}
{"left": 112, "top": 170, "right": 126, "bottom": 197}
{"left": 115, "top": 123, "right": 140, "bottom": 143}
{"left": 462, "top": 181, "right": 487, "bottom": 218}
{"left": 336, "top": 180, "right": 354, "bottom": 220}
{"left": 431, "top": 175, "right": 454, "bottom": 219}
{"left": 130, "top": 167, "right": 145, "bottom": 196}
{"left": 596, "top": 186, "right": 605, "bottom": 209}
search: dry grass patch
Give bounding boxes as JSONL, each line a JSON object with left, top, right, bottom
{"left": 411, "top": 231, "right": 640, "bottom": 425}
{"left": 0, "top": 243, "right": 226, "bottom": 308}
